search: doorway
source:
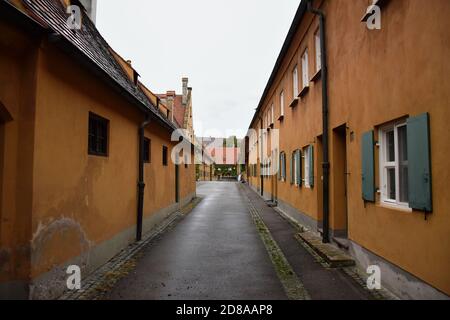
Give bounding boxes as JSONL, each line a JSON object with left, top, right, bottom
{"left": 175, "top": 163, "right": 180, "bottom": 203}
{"left": 316, "top": 136, "right": 323, "bottom": 231}
{"left": 332, "top": 125, "right": 348, "bottom": 238}
{"left": 271, "top": 149, "right": 278, "bottom": 203}
{"left": 0, "top": 100, "right": 11, "bottom": 242}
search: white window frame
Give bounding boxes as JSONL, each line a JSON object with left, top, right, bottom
{"left": 292, "top": 66, "right": 299, "bottom": 98}
{"left": 315, "top": 29, "right": 321, "bottom": 72}
{"left": 379, "top": 122, "right": 409, "bottom": 209}
{"left": 294, "top": 150, "right": 299, "bottom": 186}
{"left": 304, "top": 146, "right": 311, "bottom": 188}
{"left": 280, "top": 152, "right": 286, "bottom": 181}
{"left": 301, "top": 49, "right": 309, "bottom": 89}
{"left": 271, "top": 104, "right": 274, "bottom": 125}
{"left": 280, "top": 91, "right": 285, "bottom": 117}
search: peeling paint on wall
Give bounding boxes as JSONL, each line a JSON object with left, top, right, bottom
{"left": 31, "top": 217, "right": 92, "bottom": 271}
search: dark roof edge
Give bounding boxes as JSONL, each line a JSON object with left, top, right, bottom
{"left": 51, "top": 37, "right": 176, "bottom": 132}
{"left": 1, "top": 0, "right": 177, "bottom": 132}
{"left": 249, "top": 0, "right": 308, "bottom": 129}
{"left": 0, "top": 0, "right": 46, "bottom": 34}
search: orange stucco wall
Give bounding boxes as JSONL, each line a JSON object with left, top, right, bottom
{"left": 0, "top": 20, "right": 38, "bottom": 288}
{"left": 248, "top": 0, "right": 450, "bottom": 295}
{"left": 0, "top": 21, "right": 196, "bottom": 298}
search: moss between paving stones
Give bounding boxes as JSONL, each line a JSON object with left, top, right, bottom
{"left": 247, "top": 201, "right": 310, "bottom": 300}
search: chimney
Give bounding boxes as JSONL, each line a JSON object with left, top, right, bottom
{"left": 79, "top": 0, "right": 97, "bottom": 24}
{"left": 182, "top": 77, "right": 188, "bottom": 105}
{"left": 166, "top": 91, "right": 176, "bottom": 122}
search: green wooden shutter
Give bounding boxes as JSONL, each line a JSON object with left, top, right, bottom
{"left": 309, "top": 145, "right": 314, "bottom": 187}
{"left": 362, "top": 130, "right": 375, "bottom": 202}
{"left": 296, "top": 150, "right": 302, "bottom": 188}
{"left": 407, "top": 113, "right": 432, "bottom": 212}
{"left": 290, "top": 152, "right": 295, "bottom": 184}
{"left": 283, "top": 153, "right": 286, "bottom": 180}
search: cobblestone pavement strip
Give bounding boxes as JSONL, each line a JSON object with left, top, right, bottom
{"left": 240, "top": 183, "right": 391, "bottom": 300}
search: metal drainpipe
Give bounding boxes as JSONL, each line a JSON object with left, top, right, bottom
{"left": 308, "top": 0, "right": 330, "bottom": 243}
{"left": 260, "top": 117, "right": 264, "bottom": 197}
{"left": 136, "top": 114, "right": 151, "bottom": 241}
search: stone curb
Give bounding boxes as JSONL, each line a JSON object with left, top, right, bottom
{"left": 295, "top": 232, "right": 356, "bottom": 268}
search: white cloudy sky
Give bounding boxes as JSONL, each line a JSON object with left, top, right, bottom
{"left": 96, "top": 0, "right": 300, "bottom": 138}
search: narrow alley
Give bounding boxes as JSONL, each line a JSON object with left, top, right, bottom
{"left": 1, "top": 0, "right": 449, "bottom": 304}
{"left": 97, "top": 182, "right": 373, "bottom": 300}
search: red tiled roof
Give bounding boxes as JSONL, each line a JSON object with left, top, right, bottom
{"left": 157, "top": 93, "right": 186, "bottom": 128}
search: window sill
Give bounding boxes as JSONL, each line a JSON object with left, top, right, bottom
{"left": 310, "top": 69, "right": 321, "bottom": 82}
{"left": 289, "top": 98, "right": 299, "bottom": 108}
{"left": 378, "top": 202, "right": 412, "bottom": 213}
{"left": 88, "top": 152, "right": 108, "bottom": 158}
{"left": 298, "top": 86, "right": 309, "bottom": 98}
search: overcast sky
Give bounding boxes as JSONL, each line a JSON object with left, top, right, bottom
{"left": 96, "top": 0, "right": 300, "bottom": 138}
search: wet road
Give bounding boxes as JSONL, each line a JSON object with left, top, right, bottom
{"left": 106, "top": 182, "right": 287, "bottom": 300}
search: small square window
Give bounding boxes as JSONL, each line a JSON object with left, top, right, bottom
{"left": 88, "top": 112, "right": 109, "bottom": 157}
{"left": 162, "top": 146, "right": 168, "bottom": 166}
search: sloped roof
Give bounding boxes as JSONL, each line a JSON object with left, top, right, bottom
{"left": 249, "top": 0, "right": 307, "bottom": 129}
{"left": 5, "top": 0, "right": 176, "bottom": 130}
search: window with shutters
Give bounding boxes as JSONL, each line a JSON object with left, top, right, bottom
{"left": 280, "top": 91, "right": 285, "bottom": 117}
{"left": 88, "top": 112, "right": 109, "bottom": 157}
{"left": 379, "top": 122, "right": 409, "bottom": 208}
{"left": 280, "top": 152, "right": 286, "bottom": 181}
{"left": 293, "top": 150, "right": 300, "bottom": 186}
{"left": 303, "top": 147, "right": 311, "bottom": 188}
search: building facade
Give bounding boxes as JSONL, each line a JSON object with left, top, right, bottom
{"left": 158, "top": 78, "right": 195, "bottom": 143}
{"left": 0, "top": 0, "right": 196, "bottom": 299}
{"left": 246, "top": 0, "right": 450, "bottom": 299}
